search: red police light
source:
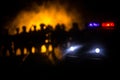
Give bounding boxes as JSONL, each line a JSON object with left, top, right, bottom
{"left": 102, "top": 22, "right": 115, "bottom": 27}
{"left": 102, "top": 22, "right": 115, "bottom": 29}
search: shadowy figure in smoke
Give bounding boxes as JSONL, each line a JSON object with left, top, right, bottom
{"left": 13, "top": 27, "right": 20, "bottom": 55}
{"left": 45, "top": 25, "right": 53, "bottom": 51}
{"left": 68, "top": 22, "right": 81, "bottom": 43}
{"left": 53, "top": 24, "right": 68, "bottom": 47}
{"left": 28, "top": 25, "right": 38, "bottom": 53}
{"left": 14, "top": 26, "right": 29, "bottom": 56}
{"left": 27, "top": 23, "right": 46, "bottom": 54}
{"left": 45, "top": 24, "right": 60, "bottom": 63}
{"left": 38, "top": 23, "right": 47, "bottom": 52}
{"left": 1, "top": 29, "right": 13, "bottom": 56}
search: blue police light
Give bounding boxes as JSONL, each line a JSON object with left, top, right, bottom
{"left": 88, "top": 22, "right": 100, "bottom": 28}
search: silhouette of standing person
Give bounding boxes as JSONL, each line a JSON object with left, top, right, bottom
{"left": 68, "top": 22, "right": 81, "bottom": 43}
{"left": 20, "top": 26, "right": 28, "bottom": 56}
{"left": 2, "top": 29, "right": 13, "bottom": 56}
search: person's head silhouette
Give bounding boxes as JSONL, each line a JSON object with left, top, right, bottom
{"left": 16, "top": 28, "right": 19, "bottom": 34}
{"left": 22, "top": 26, "right": 27, "bottom": 33}
{"left": 40, "top": 23, "right": 45, "bottom": 30}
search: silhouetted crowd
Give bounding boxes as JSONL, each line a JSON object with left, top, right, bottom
{"left": 0, "top": 22, "right": 117, "bottom": 56}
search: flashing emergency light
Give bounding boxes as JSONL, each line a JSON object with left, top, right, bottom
{"left": 102, "top": 22, "right": 115, "bottom": 29}
{"left": 88, "top": 22, "right": 100, "bottom": 28}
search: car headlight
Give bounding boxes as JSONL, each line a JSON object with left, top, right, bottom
{"left": 95, "top": 48, "right": 100, "bottom": 53}
{"left": 63, "top": 45, "right": 83, "bottom": 56}
{"left": 88, "top": 45, "right": 105, "bottom": 57}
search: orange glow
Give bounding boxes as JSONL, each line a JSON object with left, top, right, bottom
{"left": 31, "top": 47, "right": 36, "bottom": 54}
{"left": 107, "top": 24, "right": 110, "bottom": 26}
{"left": 41, "top": 45, "right": 47, "bottom": 53}
{"left": 45, "top": 39, "right": 49, "bottom": 43}
{"left": 11, "top": 42, "right": 14, "bottom": 49}
{"left": 6, "top": 50, "right": 10, "bottom": 56}
{"left": 54, "top": 46, "right": 63, "bottom": 60}
{"left": 16, "top": 48, "right": 21, "bottom": 56}
{"left": 6, "top": 2, "right": 82, "bottom": 35}
{"left": 48, "top": 44, "right": 53, "bottom": 52}
{"left": 48, "top": 53, "right": 55, "bottom": 64}
{"left": 24, "top": 48, "right": 28, "bottom": 55}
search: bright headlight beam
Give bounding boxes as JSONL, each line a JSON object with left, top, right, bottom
{"left": 64, "top": 45, "right": 82, "bottom": 56}
{"left": 69, "top": 46, "right": 78, "bottom": 51}
{"left": 67, "top": 46, "right": 81, "bottom": 52}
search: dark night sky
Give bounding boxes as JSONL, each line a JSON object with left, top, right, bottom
{"left": 0, "top": 0, "right": 119, "bottom": 29}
